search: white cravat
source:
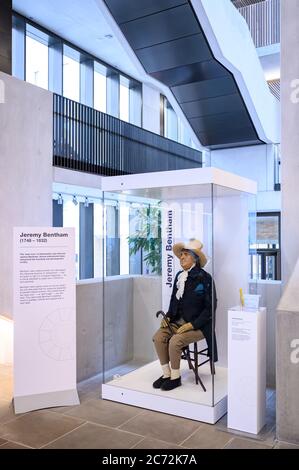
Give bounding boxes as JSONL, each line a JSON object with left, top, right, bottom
{"left": 176, "top": 263, "right": 195, "bottom": 300}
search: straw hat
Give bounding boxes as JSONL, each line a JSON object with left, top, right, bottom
{"left": 173, "top": 239, "right": 207, "bottom": 268}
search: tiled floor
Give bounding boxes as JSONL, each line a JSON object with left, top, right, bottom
{"left": 0, "top": 364, "right": 298, "bottom": 450}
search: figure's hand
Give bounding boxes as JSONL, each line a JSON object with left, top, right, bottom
{"left": 176, "top": 322, "right": 193, "bottom": 334}
{"left": 160, "top": 317, "right": 170, "bottom": 328}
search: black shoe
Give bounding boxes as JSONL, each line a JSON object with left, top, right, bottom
{"left": 152, "top": 376, "right": 170, "bottom": 389}
{"left": 161, "top": 377, "right": 181, "bottom": 391}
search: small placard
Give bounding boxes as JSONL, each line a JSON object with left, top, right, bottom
{"left": 243, "top": 294, "right": 260, "bottom": 310}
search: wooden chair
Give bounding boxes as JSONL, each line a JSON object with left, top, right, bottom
{"left": 155, "top": 311, "right": 215, "bottom": 392}
{"left": 181, "top": 343, "right": 215, "bottom": 392}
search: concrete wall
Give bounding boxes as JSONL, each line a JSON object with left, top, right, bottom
{"left": 77, "top": 275, "right": 162, "bottom": 382}
{"left": 104, "top": 276, "right": 134, "bottom": 370}
{"left": 276, "top": 259, "right": 299, "bottom": 443}
{"left": 76, "top": 276, "right": 134, "bottom": 382}
{"left": 281, "top": 0, "right": 299, "bottom": 284}
{"left": 277, "top": 310, "right": 299, "bottom": 444}
{"left": 0, "top": 72, "right": 53, "bottom": 318}
{"left": 76, "top": 279, "right": 103, "bottom": 382}
{"left": 276, "top": 0, "right": 299, "bottom": 444}
{"left": 250, "top": 281, "right": 281, "bottom": 388}
{"left": 211, "top": 144, "right": 281, "bottom": 212}
{"left": 133, "top": 276, "right": 162, "bottom": 362}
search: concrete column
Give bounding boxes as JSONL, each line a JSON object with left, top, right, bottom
{"left": 107, "top": 71, "right": 119, "bottom": 118}
{"left": 0, "top": 72, "right": 53, "bottom": 318}
{"left": 142, "top": 84, "right": 160, "bottom": 134}
{"left": 12, "top": 15, "right": 25, "bottom": 80}
{"left": 277, "top": 0, "right": 299, "bottom": 444}
{"left": 276, "top": 261, "right": 299, "bottom": 444}
{"left": 49, "top": 39, "right": 63, "bottom": 95}
{"left": 79, "top": 203, "right": 94, "bottom": 279}
{"left": 129, "top": 82, "right": 142, "bottom": 127}
{"left": 281, "top": 0, "right": 299, "bottom": 282}
{"left": 0, "top": 0, "right": 12, "bottom": 75}
{"left": 80, "top": 59, "right": 94, "bottom": 107}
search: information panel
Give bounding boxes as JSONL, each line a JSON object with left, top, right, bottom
{"left": 13, "top": 227, "right": 79, "bottom": 413}
{"left": 227, "top": 307, "right": 266, "bottom": 434}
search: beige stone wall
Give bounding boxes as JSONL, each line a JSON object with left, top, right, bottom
{"left": 0, "top": 72, "right": 53, "bottom": 319}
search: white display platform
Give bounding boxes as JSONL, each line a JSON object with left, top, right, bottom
{"left": 227, "top": 306, "right": 266, "bottom": 434}
{"left": 102, "top": 360, "right": 227, "bottom": 424}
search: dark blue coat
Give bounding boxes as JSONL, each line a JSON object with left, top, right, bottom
{"left": 167, "top": 265, "right": 218, "bottom": 362}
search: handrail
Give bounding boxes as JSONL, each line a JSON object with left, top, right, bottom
{"left": 53, "top": 94, "right": 202, "bottom": 176}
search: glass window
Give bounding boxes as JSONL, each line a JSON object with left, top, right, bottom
{"left": 13, "top": 15, "right": 26, "bottom": 80}
{"left": 63, "top": 46, "right": 80, "bottom": 102}
{"left": 94, "top": 65, "right": 107, "bottom": 113}
{"left": 55, "top": 193, "right": 105, "bottom": 280}
{"left": 274, "top": 144, "right": 281, "bottom": 191}
{"left": 105, "top": 202, "right": 120, "bottom": 276}
{"left": 178, "top": 118, "right": 184, "bottom": 144}
{"left": 249, "top": 212, "right": 281, "bottom": 280}
{"left": 54, "top": 190, "right": 164, "bottom": 279}
{"left": 94, "top": 201, "right": 104, "bottom": 278}
{"left": 119, "top": 202, "right": 130, "bottom": 275}
{"left": 119, "top": 75, "right": 130, "bottom": 122}
{"left": 14, "top": 15, "right": 144, "bottom": 126}
{"left": 256, "top": 214, "right": 280, "bottom": 248}
{"left": 129, "top": 81, "right": 142, "bottom": 127}
{"left": 26, "top": 35, "right": 49, "bottom": 90}
{"left": 164, "top": 98, "right": 178, "bottom": 142}
{"left": 128, "top": 202, "right": 161, "bottom": 275}
{"left": 178, "top": 118, "right": 194, "bottom": 147}
{"left": 63, "top": 197, "right": 80, "bottom": 279}
{"left": 129, "top": 205, "right": 142, "bottom": 274}
{"left": 102, "top": 196, "right": 162, "bottom": 277}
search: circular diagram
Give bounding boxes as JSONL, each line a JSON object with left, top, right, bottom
{"left": 38, "top": 308, "right": 75, "bottom": 361}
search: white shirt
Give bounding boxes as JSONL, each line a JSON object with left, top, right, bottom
{"left": 175, "top": 263, "right": 196, "bottom": 300}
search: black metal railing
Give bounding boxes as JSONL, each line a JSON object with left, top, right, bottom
{"left": 53, "top": 94, "right": 202, "bottom": 176}
{"left": 239, "top": 0, "right": 280, "bottom": 48}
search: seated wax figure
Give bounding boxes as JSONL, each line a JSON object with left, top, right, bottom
{"left": 152, "top": 239, "right": 217, "bottom": 391}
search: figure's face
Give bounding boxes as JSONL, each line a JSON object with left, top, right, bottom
{"left": 180, "top": 250, "right": 194, "bottom": 270}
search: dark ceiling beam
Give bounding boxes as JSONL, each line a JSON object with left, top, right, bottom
{"left": 0, "top": 0, "right": 12, "bottom": 75}
{"left": 104, "top": 0, "right": 263, "bottom": 149}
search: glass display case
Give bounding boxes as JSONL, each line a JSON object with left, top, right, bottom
{"left": 101, "top": 167, "right": 257, "bottom": 423}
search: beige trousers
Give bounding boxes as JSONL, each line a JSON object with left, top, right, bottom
{"left": 152, "top": 323, "right": 204, "bottom": 370}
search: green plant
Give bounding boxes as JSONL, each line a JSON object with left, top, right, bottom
{"left": 128, "top": 204, "right": 162, "bottom": 275}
